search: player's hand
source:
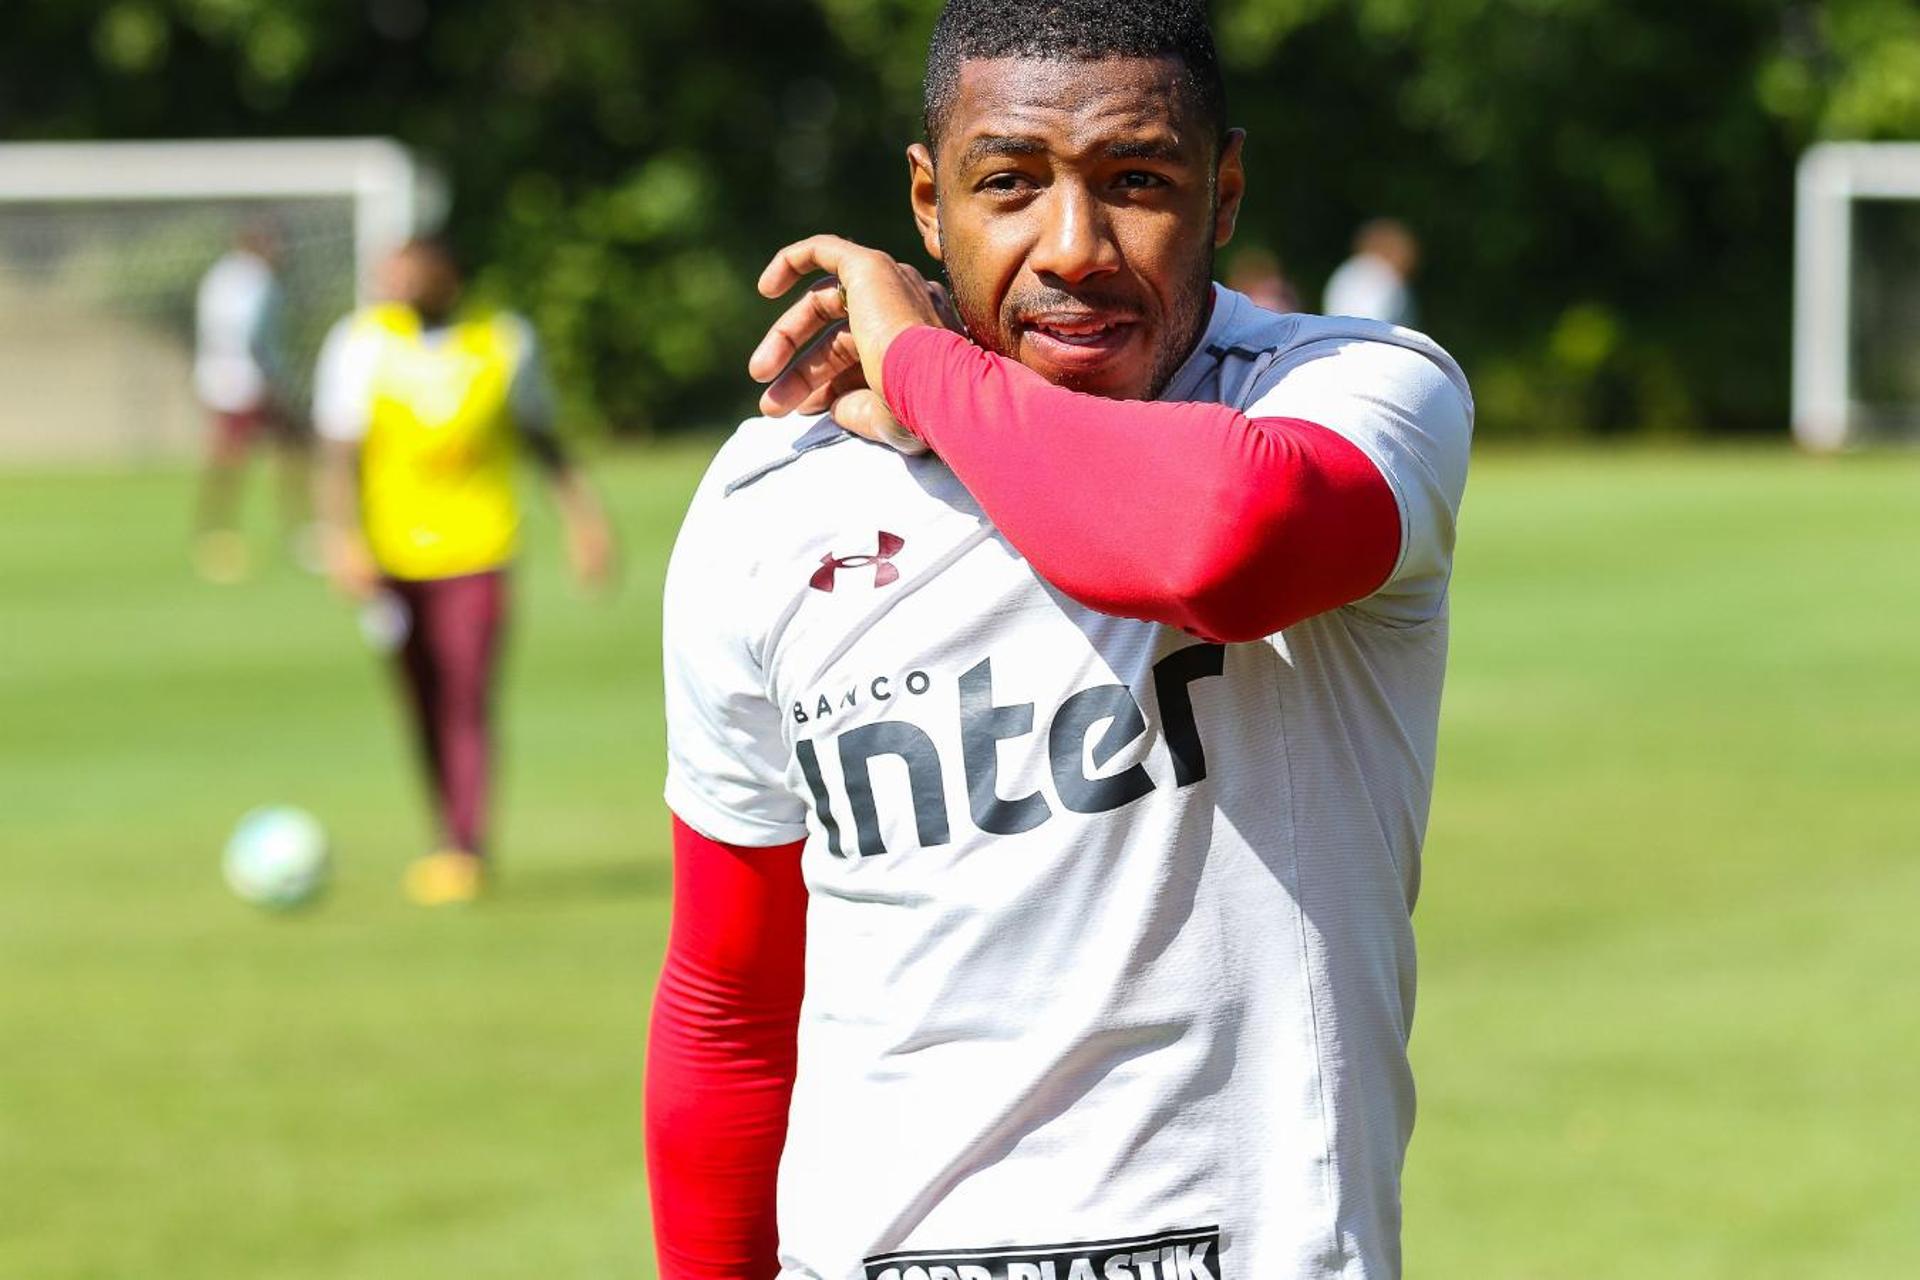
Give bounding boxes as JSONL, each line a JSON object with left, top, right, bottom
{"left": 566, "top": 510, "right": 617, "bottom": 595}
{"left": 779, "top": 280, "right": 962, "bottom": 420}
{"left": 324, "top": 530, "right": 379, "bottom": 602}
{"left": 749, "top": 236, "right": 946, "bottom": 432}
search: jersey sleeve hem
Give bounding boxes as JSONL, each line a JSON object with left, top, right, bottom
{"left": 1243, "top": 330, "right": 1472, "bottom": 626}
{"left": 1331, "top": 432, "right": 1414, "bottom": 588}
{"left": 665, "top": 774, "right": 809, "bottom": 849}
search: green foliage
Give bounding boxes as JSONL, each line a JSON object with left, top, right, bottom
{"left": 4, "top": 0, "right": 1916, "bottom": 435}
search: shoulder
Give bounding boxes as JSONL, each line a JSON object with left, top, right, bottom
{"left": 676, "top": 414, "right": 843, "bottom": 547}
{"left": 666, "top": 415, "right": 842, "bottom": 635}
{"left": 1195, "top": 285, "right": 1458, "bottom": 378}
{"left": 1265, "top": 314, "right": 1470, "bottom": 408}
{"left": 478, "top": 309, "right": 536, "bottom": 348}
{"left": 316, "top": 307, "right": 401, "bottom": 367}
{"left": 672, "top": 412, "right": 907, "bottom": 588}
{"left": 1322, "top": 256, "right": 1356, "bottom": 286}
{"left": 1256, "top": 317, "right": 1473, "bottom": 493}
{"left": 203, "top": 251, "right": 260, "bottom": 286}
{"left": 1200, "top": 290, "right": 1471, "bottom": 425}
{"left": 1252, "top": 317, "right": 1473, "bottom": 621}
{"left": 460, "top": 310, "right": 544, "bottom": 372}
{"left": 694, "top": 412, "right": 879, "bottom": 510}
{"left": 337, "top": 304, "right": 415, "bottom": 342}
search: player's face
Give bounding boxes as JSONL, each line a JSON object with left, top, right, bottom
{"left": 911, "top": 56, "right": 1245, "bottom": 400}
{"left": 380, "top": 249, "right": 462, "bottom": 320}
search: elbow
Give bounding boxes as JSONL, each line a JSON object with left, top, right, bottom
{"left": 1160, "top": 438, "right": 1403, "bottom": 642}
{"left": 1157, "top": 492, "right": 1301, "bottom": 643}
{"left": 1169, "top": 565, "right": 1299, "bottom": 644}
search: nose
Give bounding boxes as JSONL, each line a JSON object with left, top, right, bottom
{"left": 1027, "top": 182, "right": 1120, "bottom": 285}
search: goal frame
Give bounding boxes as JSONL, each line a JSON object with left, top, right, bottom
{"left": 0, "top": 137, "right": 443, "bottom": 303}
{"left": 1794, "top": 141, "right": 1920, "bottom": 450}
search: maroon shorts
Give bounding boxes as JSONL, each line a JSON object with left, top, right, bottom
{"left": 209, "top": 404, "right": 295, "bottom": 458}
{"left": 384, "top": 570, "right": 509, "bottom": 856}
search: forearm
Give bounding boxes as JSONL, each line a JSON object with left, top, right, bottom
{"left": 316, "top": 442, "right": 363, "bottom": 544}
{"left": 539, "top": 454, "right": 615, "bottom": 587}
{"left": 647, "top": 817, "right": 806, "bottom": 1279}
{"left": 546, "top": 462, "right": 604, "bottom": 528}
{"left": 880, "top": 327, "right": 1401, "bottom": 642}
{"left": 523, "top": 424, "right": 572, "bottom": 477}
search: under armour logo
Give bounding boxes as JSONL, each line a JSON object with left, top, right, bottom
{"left": 810, "top": 531, "right": 905, "bottom": 592}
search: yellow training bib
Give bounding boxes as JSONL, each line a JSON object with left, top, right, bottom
{"left": 357, "top": 305, "right": 526, "bottom": 581}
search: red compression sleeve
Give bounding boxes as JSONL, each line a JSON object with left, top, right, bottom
{"left": 882, "top": 326, "right": 1403, "bottom": 642}
{"left": 647, "top": 816, "right": 807, "bottom": 1280}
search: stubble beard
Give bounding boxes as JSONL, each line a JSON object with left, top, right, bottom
{"left": 937, "top": 217, "right": 1216, "bottom": 401}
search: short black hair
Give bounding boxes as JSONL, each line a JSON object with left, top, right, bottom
{"left": 923, "top": 0, "right": 1225, "bottom": 150}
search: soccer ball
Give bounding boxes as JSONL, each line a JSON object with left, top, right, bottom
{"left": 223, "top": 806, "right": 330, "bottom": 910}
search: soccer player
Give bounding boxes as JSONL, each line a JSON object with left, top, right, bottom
{"left": 312, "top": 238, "right": 614, "bottom": 905}
{"left": 191, "top": 222, "right": 305, "bottom": 581}
{"left": 1322, "top": 218, "right": 1421, "bottom": 328}
{"left": 649, "top": 3, "right": 1471, "bottom": 1277}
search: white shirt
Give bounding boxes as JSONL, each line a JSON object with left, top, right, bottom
{"left": 663, "top": 287, "right": 1472, "bottom": 1280}
{"left": 1322, "top": 254, "right": 1415, "bottom": 329}
{"left": 193, "top": 250, "right": 283, "bottom": 412}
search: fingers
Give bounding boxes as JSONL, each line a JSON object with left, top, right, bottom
{"left": 927, "top": 280, "right": 965, "bottom": 333}
{"left": 831, "top": 388, "right": 930, "bottom": 457}
{"left": 897, "top": 263, "right": 959, "bottom": 329}
{"left": 757, "top": 234, "right": 857, "bottom": 300}
{"left": 748, "top": 278, "right": 847, "bottom": 383}
{"left": 751, "top": 235, "right": 947, "bottom": 414}
{"left": 828, "top": 388, "right": 893, "bottom": 441}
{"left": 794, "top": 362, "right": 869, "bottom": 417}
{"left": 759, "top": 320, "right": 861, "bottom": 417}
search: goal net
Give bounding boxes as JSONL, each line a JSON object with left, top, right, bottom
{"left": 0, "top": 139, "right": 438, "bottom": 464}
{"left": 1794, "top": 142, "right": 1920, "bottom": 450}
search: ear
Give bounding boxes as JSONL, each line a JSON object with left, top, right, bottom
{"left": 1213, "top": 129, "right": 1247, "bottom": 249}
{"left": 908, "top": 143, "right": 943, "bottom": 262}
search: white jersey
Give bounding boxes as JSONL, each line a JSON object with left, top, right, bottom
{"left": 1322, "top": 254, "right": 1415, "bottom": 329}
{"left": 193, "top": 249, "right": 282, "bottom": 412}
{"left": 663, "top": 287, "right": 1472, "bottom": 1280}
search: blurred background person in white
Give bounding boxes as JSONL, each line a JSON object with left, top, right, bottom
{"left": 192, "top": 221, "right": 309, "bottom": 581}
{"left": 1324, "top": 216, "right": 1420, "bottom": 328}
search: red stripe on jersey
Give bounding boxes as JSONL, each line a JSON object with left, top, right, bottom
{"left": 881, "top": 326, "right": 1402, "bottom": 642}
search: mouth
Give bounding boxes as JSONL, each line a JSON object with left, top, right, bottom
{"left": 1017, "top": 313, "right": 1140, "bottom": 369}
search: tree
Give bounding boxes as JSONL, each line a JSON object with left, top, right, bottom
{"left": 6, "top": 0, "right": 1911, "bottom": 436}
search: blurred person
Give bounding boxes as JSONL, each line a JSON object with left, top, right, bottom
{"left": 1324, "top": 217, "right": 1420, "bottom": 327}
{"left": 648, "top": 2, "right": 1471, "bottom": 1277}
{"left": 192, "top": 221, "right": 308, "bottom": 581}
{"left": 1226, "top": 244, "right": 1302, "bottom": 313}
{"left": 312, "top": 238, "right": 615, "bottom": 906}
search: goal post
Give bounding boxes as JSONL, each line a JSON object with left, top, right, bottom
{"left": 0, "top": 138, "right": 442, "bottom": 464}
{"left": 1794, "top": 141, "right": 1920, "bottom": 451}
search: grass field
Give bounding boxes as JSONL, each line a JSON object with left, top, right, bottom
{"left": 3, "top": 444, "right": 1916, "bottom": 1279}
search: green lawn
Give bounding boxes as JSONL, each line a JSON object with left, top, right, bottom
{"left": 2, "top": 445, "right": 1915, "bottom": 1279}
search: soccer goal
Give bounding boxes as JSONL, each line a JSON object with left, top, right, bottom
{"left": 0, "top": 138, "right": 441, "bottom": 464}
{"left": 1794, "top": 142, "right": 1920, "bottom": 450}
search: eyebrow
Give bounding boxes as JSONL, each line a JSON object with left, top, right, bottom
{"left": 958, "top": 133, "right": 1191, "bottom": 169}
{"left": 960, "top": 135, "right": 1047, "bottom": 166}
{"left": 1103, "top": 137, "right": 1186, "bottom": 162}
